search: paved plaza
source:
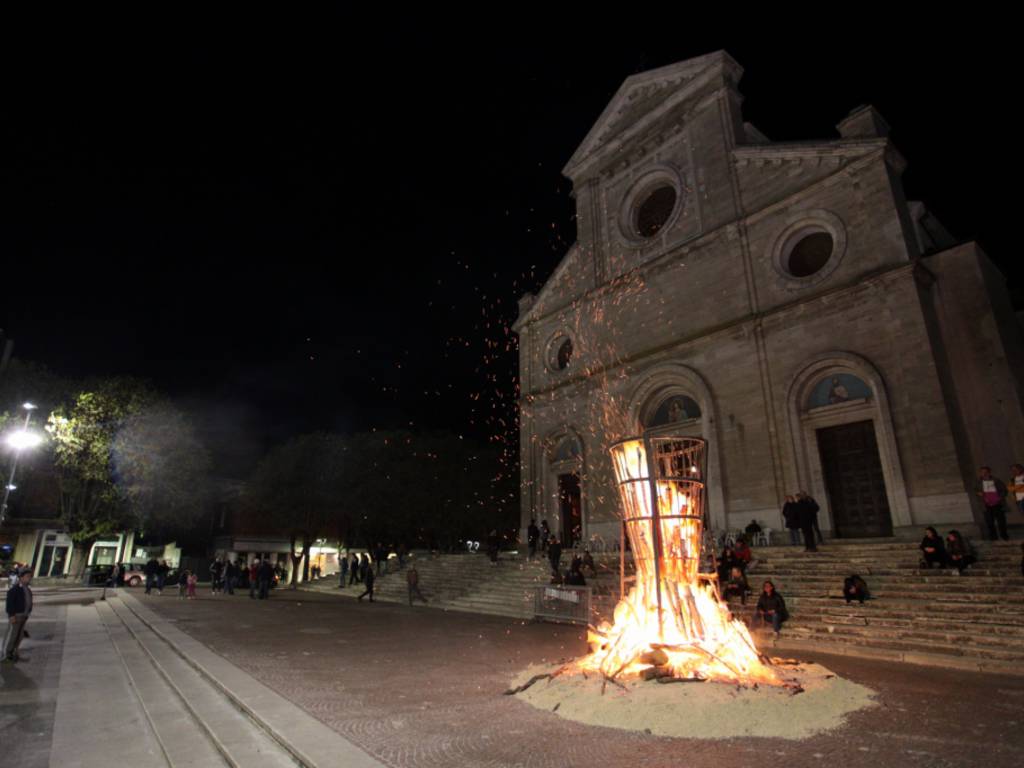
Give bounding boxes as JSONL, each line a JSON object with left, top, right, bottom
{"left": 2, "top": 587, "right": 1021, "bottom": 768}
{"left": 147, "top": 590, "right": 1020, "bottom": 768}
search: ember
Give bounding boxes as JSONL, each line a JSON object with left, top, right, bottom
{"left": 579, "top": 435, "right": 779, "bottom": 685}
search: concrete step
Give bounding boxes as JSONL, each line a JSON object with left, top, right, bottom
{"left": 783, "top": 624, "right": 1024, "bottom": 661}
{"left": 104, "top": 599, "right": 299, "bottom": 768}
{"left": 95, "top": 601, "right": 228, "bottom": 767}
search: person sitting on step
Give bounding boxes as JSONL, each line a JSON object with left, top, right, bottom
{"left": 919, "top": 527, "right": 948, "bottom": 569}
{"left": 722, "top": 566, "right": 750, "bottom": 605}
{"left": 945, "top": 530, "right": 976, "bottom": 574}
{"left": 843, "top": 574, "right": 869, "bottom": 604}
{"left": 717, "top": 546, "right": 743, "bottom": 582}
{"left": 733, "top": 536, "right": 754, "bottom": 569}
{"left": 753, "top": 580, "right": 788, "bottom": 637}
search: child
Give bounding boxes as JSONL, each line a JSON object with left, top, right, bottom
{"left": 178, "top": 570, "right": 190, "bottom": 599}
{"left": 186, "top": 571, "right": 198, "bottom": 599}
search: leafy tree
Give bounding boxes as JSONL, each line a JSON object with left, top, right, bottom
{"left": 45, "top": 378, "right": 157, "bottom": 562}
{"left": 245, "top": 432, "right": 348, "bottom": 586}
{"left": 111, "top": 402, "right": 213, "bottom": 540}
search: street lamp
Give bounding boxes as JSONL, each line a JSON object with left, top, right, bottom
{"left": 0, "top": 402, "right": 41, "bottom": 526}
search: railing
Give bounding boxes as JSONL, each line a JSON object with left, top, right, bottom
{"left": 532, "top": 585, "right": 591, "bottom": 625}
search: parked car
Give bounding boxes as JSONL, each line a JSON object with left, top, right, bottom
{"left": 120, "top": 563, "right": 182, "bottom": 588}
{"left": 82, "top": 564, "right": 115, "bottom": 586}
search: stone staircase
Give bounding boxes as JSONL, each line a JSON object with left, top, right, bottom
{"left": 303, "top": 540, "right": 1024, "bottom": 673}
{"left": 303, "top": 552, "right": 626, "bottom": 620}
{"left": 733, "top": 539, "right": 1024, "bottom": 672}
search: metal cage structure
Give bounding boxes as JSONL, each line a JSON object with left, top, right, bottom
{"left": 609, "top": 435, "right": 707, "bottom": 636}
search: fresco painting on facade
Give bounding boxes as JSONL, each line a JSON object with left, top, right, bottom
{"left": 807, "top": 374, "right": 872, "bottom": 409}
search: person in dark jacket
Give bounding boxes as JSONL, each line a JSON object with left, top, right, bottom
{"left": 919, "top": 527, "right": 948, "bottom": 568}
{"left": 564, "top": 556, "right": 586, "bottom": 586}
{"left": 527, "top": 519, "right": 540, "bottom": 561}
{"left": 4, "top": 567, "right": 33, "bottom": 662}
{"left": 157, "top": 560, "right": 170, "bottom": 595}
{"left": 540, "top": 520, "right": 551, "bottom": 553}
{"left": 717, "top": 547, "right": 742, "bottom": 581}
{"left": 795, "top": 492, "right": 820, "bottom": 552}
{"left": 946, "top": 530, "right": 976, "bottom": 573}
{"left": 357, "top": 565, "right": 375, "bottom": 602}
{"left": 257, "top": 560, "right": 275, "bottom": 600}
{"left": 144, "top": 557, "right": 159, "bottom": 595}
{"left": 349, "top": 553, "right": 360, "bottom": 585}
{"left": 359, "top": 553, "right": 370, "bottom": 583}
{"left": 782, "top": 495, "right": 801, "bottom": 545}
{"left": 754, "top": 580, "right": 787, "bottom": 636}
{"left": 843, "top": 574, "right": 869, "bottom": 604}
{"left": 548, "top": 537, "right": 563, "bottom": 578}
{"left": 487, "top": 530, "right": 500, "bottom": 565}
{"left": 339, "top": 554, "right": 349, "bottom": 588}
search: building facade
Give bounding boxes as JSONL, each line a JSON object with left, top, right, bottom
{"left": 514, "top": 52, "right": 1024, "bottom": 544}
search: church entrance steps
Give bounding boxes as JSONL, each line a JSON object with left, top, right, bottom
{"left": 781, "top": 624, "right": 1024, "bottom": 660}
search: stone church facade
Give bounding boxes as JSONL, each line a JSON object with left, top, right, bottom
{"left": 514, "top": 51, "right": 1024, "bottom": 544}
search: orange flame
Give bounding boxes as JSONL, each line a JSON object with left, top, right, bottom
{"left": 579, "top": 437, "right": 779, "bottom": 685}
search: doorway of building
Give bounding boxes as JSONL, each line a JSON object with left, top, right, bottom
{"left": 816, "top": 420, "right": 892, "bottom": 538}
{"left": 558, "top": 473, "right": 582, "bottom": 547}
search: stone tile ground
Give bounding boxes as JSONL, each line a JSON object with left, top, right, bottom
{"left": 145, "top": 590, "right": 1023, "bottom": 768}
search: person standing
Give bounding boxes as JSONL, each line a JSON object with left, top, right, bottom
{"left": 540, "top": 520, "right": 551, "bottom": 553}
{"left": 406, "top": 562, "right": 427, "bottom": 605}
{"left": 156, "top": 560, "right": 169, "bottom": 595}
{"left": 257, "top": 559, "right": 274, "bottom": 600}
{"left": 107, "top": 563, "right": 120, "bottom": 590}
{"left": 249, "top": 560, "right": 259, "bottom": 599}
{"left": 349, "top": 553, "right": 360, "bottom": 585}
{"left": 4, "top": 567, "right": 33, "bottom": 662}
{"left": 796, "top": 493, "right": 818, "bottom": 552}
{"left": 339, "top": 554, "right": 349, "bottom": 588}
{"left": 144, "top": 557, "right": 159, "bottom": 595}
{"left": 548, "top": 536, "right": 563, "bottom": 578}
{"left": 782, "top": 495, "right": 801, "bottom": 546}
{"left": 226, "top": 560, "right": 238, "bottom": 595}
{"left": 527, "top": 519, "right": 540, "bottom": 561}
{"left": 359, "top": 553, "right": 369, "bottom": 584}
{"left": 357, "top": 565, "right": 375, "bottom": 602}
{"left": 975, "top": 466, "right": 1010, "bottom": 541}
{"left": 1010, "top": 464, "right": 1024, "bottom": 518}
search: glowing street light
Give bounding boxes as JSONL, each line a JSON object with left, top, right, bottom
{"left": 0, "top": 402, "right": 43, "bottom": 526}
{"left": 6, "top": 430, "right": 44, "bottom": 451}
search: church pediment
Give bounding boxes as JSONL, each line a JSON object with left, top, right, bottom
{"left": 563, "top": 51, "right": 743, "bottom": 180}
{"left": 514, "top": 243, "right": 590, "bottom": 328}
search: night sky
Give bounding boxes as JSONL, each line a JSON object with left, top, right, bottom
{"left": 1, "top": 27, "right": 1012, "bottom": 477}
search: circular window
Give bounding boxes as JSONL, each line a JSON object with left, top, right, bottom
{"left": 556, "top": 339, "right": 573, "bottom": 370}
{"left": 635, "top": 185, "right": 677, "bottom": 238}
{"left": 786, "top": 231, "right": 834, "bottom": 277}
{"left": 546, "top": 334, "right": 574, "bottom": 372}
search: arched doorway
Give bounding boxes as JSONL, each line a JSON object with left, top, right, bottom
{"left": 545, "top": 431, "right": 584, "bottom": 547}
{"left": 786, "top": 353, "right": 911, "bottom": 538}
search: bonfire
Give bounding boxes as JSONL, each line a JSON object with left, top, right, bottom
{"left": 515, "top": 435, "right": 781, "bottom": 692}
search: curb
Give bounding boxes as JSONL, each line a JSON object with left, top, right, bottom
{"left": 117, "top": 592, "right": 385, "bottom": 768}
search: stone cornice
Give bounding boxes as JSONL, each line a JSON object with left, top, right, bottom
{"left": 519, "top": 263, "right": 918, "bottom": 399}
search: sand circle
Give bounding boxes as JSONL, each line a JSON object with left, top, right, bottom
{"left": 508, "top": 660, "right": 877, "bottom": 740}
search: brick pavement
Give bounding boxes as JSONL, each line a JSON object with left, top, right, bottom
{"left": 144, "top": 589, "right": 1023, "bottom": 768}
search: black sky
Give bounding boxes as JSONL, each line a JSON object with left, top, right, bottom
{"left": 1, "top": 23, "right": 1013, "bottom": 476}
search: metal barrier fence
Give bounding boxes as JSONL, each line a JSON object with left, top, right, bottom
{"left": 533, "top": 585, "right": 591, "bottom": 625}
